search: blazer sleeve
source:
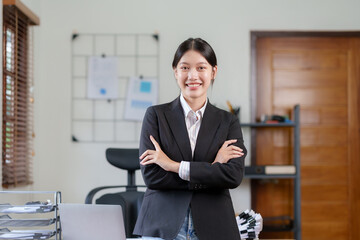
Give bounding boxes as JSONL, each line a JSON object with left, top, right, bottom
{"left": 139, "top": 107, "right": 189, "bottom": 190}
{"left": 189, "top": 115, "right": 247, "bottom": 190}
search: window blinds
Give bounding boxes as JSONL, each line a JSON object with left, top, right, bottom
{"left": 2, "top": 4, "right": 34, "bottom": 187}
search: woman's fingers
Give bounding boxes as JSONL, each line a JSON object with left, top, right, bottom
{"left": 150, "top": 135, "right": 160, "bottom": 151}
{"left": 141, "top": 158, "right": 155, "bottom": 165}
{"left": 230, "top": 145, "right": 243, "bottom": 152}
{"left": 139, "top": 149, "right": 155, "bottom": 159}
{"left": 222, "top": 139, "right": 237, "bottom": 148}
{"left": 225, "top": 148, "right": 244, "bottom": 158}
{"left": 222, "top": 139, "right": 244, "bottom": 152}
{"left": 231, "top": 153, "right": 243, "bottom": 158}
{"left": 140, "top": 135, "right": 161, "bottom": 161}
{"left": 140, "top": 154, "right": 154, "bottom": 164}
{"left": 222, "top": 141, "right": 243, "bottom": 153}
{"left": 139, "top": 150, "right": 148, "bottom": 159}
{"left": 229, "top": 148, "right": 244, "bottom": 155}
{"left": 140, "top": 152, "right": 158, "bottom": 165}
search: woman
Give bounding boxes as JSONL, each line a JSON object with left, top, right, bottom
{"left": 133, "top": 38, "right": 247, "bottom": 240}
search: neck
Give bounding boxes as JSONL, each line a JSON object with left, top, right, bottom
{"left": 184, "top": 96, "right": 207, "bottom": 112}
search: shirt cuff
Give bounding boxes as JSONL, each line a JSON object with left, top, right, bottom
{"left": 179, "top": 161, "right": 190, "bottom": 181}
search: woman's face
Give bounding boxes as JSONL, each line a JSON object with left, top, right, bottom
{"left": 174, "top": 50, "right": 217, "bottom": 103}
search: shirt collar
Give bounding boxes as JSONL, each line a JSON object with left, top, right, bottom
{"left": 180, "top": 93, "right": 207, "bottom": 118}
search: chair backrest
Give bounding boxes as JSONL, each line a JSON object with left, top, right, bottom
{"left": 106, "top": 148, "right": 140, "bottom": 171}
{"left": 106, "top": 148, "right": 139, "bottom": 189}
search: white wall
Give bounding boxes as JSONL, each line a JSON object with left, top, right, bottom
{"left": 13, "top": 0, "right": 360, "bottom": 213}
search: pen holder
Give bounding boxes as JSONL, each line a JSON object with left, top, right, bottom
{"left": 233, "top": 107, "right": 240, "bottom": 120}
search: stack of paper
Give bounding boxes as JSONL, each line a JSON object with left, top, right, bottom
{"left": 236, "top": 209, "right": 263, "bottom": 240}
{"left": 0, "top": 201, "right": 55, "bottom": 214}
{"left": 0, "top": 229, "right": 55, "bottom": 239}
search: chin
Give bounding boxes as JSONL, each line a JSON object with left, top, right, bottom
{"left": 186, "top": 93, "right": 205, "bottom": 99}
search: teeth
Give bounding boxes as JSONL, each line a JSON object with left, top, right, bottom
{"left": 187, "top": 84, "right": 200, "bottom": 87}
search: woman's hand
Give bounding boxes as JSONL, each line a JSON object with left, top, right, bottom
{"left": 213, "top": 139, "right": 244, "bottom": 164}
{"left": 140, "top": 135, "right": 180, "bottom": 173}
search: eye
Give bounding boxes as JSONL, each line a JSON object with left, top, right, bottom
{"left": 198, "top": 66, "right": 206, "bottom": 71}
{"left": 180, "top": 66, "right": 189, "bottom": 71}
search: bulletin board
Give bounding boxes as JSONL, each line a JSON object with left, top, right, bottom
{"left": 70, "top": 33, "right": 159, "bottom": 143}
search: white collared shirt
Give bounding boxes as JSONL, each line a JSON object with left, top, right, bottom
{"left": 178, "top": 94, "right": 207, "bottom": 181}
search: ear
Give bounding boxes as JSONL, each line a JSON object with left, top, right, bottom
{"left": 173, "top": 67, "right": 178, "bottom": 79}
{"left": 212, "top": 65, "right": 218, "bottom": 80}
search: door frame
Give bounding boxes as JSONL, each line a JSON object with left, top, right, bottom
{"left": 250, "top": 31, "right": 360, "bottom": 240}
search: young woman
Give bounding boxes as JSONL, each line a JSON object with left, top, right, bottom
{"left": 133, "top": 38, "right": 247, "bottom": 240}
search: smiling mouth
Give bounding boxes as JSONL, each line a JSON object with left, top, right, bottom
{"left": 186, "top": 83, "right": 202, "bottom": 88}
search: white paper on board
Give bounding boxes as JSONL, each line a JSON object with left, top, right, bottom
{"left": 87, "top": 56, "right": 118, "bottom": 99}
{"left": 124, "top": 77, "right": 158, "bottom": 121}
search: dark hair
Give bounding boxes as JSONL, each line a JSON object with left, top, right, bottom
{"left": 172, "top": 38, "right": 217, "bottom": 69}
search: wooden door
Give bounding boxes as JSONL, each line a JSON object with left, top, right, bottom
{"left": 254, "top": 36, "right": 360, "bottom": 240}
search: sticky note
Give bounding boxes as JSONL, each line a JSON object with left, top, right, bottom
{"left": 140, "top": 81, "right": 151, "bottom": 93}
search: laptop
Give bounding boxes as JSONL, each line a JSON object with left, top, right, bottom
{"left": 59, "top": 203, "right": 126, "bottom": 240}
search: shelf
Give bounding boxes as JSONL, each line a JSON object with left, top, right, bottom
{"left": 262, "top": 215, "right": 294, "bottom": 232}
{"left": 242, "top": 104, "right": 301, "bottom": 239}
{"left": 0, "top": 191, "right": 61, "bottom": 240}
{"left": 0, "top": 229, "right": 56, "bottom": 239}
{"left": 0, "top": 215, "right": 57, "bottom": 227}
{"left": 0, "top": 204, "right": 55, "bottom": 214}
{"left": 244, "top": 166, "right": 296, "bottom": 178}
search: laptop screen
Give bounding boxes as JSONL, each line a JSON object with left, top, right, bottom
{"left": 59, "top": 203, "right": 126, "bottom": 240}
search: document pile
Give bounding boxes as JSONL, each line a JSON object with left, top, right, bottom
{"left": 0, "top": 229, "right": 55, "bottom": 239}
{"left": 0, "top": 201, "right": 56, "bottom": 239}
{"left": 0, "top": 201, "right": 54, "bottom": 214}
{"left": 236, "top": 209, "right": 263, "bottom": 240}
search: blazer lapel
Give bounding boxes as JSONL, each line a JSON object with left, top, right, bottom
{"left": 194, "top": 102, "right": 221, "bottom": 162}
{"left": 164, "top": 97, "right": 192, "bottom": 161}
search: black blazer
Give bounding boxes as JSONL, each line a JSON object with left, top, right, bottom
{"left": 133, "top": 97, "right": 247, "bottom": 240}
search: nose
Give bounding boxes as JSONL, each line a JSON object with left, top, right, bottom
{"left": 188, "top": 68, "right": 198, "bottom": 80}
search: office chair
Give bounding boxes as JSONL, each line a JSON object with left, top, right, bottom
{"left": 85, "top": 148, "right": 145, "bottom": 238}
